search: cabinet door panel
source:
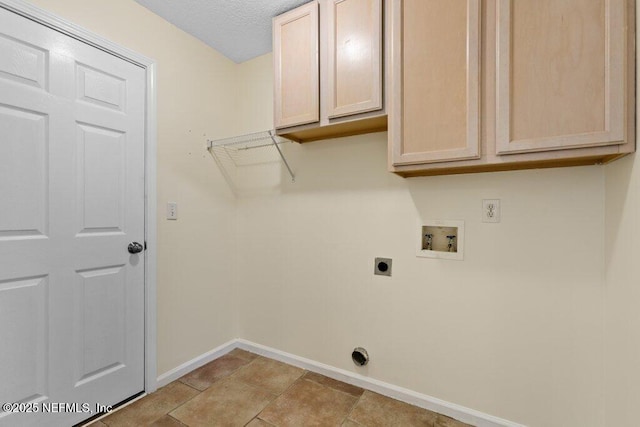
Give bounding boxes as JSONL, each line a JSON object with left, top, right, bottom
{"left": 326, "top": 0, "right": 383, "bottom": 119}
{"left": 391, "top": 0, "right": 480, "bottom": 166}
{"left": 274, "top": 2, "right": 320, "bottom": 129}
{"left": 496, "top": 0, "right": 625, "bottom": 154}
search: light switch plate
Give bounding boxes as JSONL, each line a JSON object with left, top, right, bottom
{"left": 166, "top": 202, "right": 178, "bottom": 220}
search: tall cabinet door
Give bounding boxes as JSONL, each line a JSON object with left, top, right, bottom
{"left": 325, "top": 0, "right": 383, "bottom": 119}
{"left": 273, "top": 1, "right": 320, "bottom": 129}
{"left": 496, "top": 0, "right": 627, "bottom": 154}
{"left": 390, "top": 0, "right": 481, "bottom": 166}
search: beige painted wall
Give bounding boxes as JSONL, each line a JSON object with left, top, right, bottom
{"left": 237, "top": 53, "right": 274, "bottom": 134}
{"left": 19, "top": 2, "right": 640, "bottom": 426}
{"left": 235, "top": 54, "right": 608, "bottom": 427}
{"left": 26, "top": 0, "right": 240, "bottom": 374}
{"left": 603, "top": 9, "right": 640, "bottom": 426}
{"left": 604, "top": 154, "right": 639, "bottom": 427}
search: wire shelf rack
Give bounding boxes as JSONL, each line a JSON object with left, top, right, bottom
{"left": 206, "top": 130, "right": 295, "bottom": 191}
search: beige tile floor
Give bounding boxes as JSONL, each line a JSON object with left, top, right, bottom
{"left": 88, "top": 349, "right": 473, "bottom": 427}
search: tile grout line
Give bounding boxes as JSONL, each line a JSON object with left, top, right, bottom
{"left": 302, "top": 373, "right": 366, "bottom": 400}
{"left": 233, "top": 356, "right": 306, "bottom": 399}
{"left": 235, "top": 357, "right": 367, "bottom": 427}
{"left": 243, "top": 413, "right": 278, "bottom": 427}
{"left": 167, "top": 413, "right": 189, "bottom": 426}
{"left": 255, "top": 371, "right": 365, "bottom": 427}
{"left": 236, "top": 357, "right": 307, "bottom": 427}
{"left": 342, "top": 390, "right": 367, "bottom": 426}
{"left": 163, "top": 354, "right": 273, "bottom": 427}
{"left": 169, "top": 358, "right": 251, "bottom": 419}
{"left": 251, "top": 366, "right": 309, "bottom": 426}
{"left": 221, "top": 356, "right": 284, "bottom": 398}
{"left": 177, "top": 350, "right": 258, "bottom": 392}
{"left": 298, "top": 371, "right": 367, "bottom": 425}
{"left": 103, "top": 350, "right": 468, "bottom": 427}
{"left": 258, "top": 417, "right": 279, "bottom": 427}
{"left": 276, "top": 371, "right": 308, "bottom": 397}
{"left": 158, "top": 382, "right": 205, "bottom": 423}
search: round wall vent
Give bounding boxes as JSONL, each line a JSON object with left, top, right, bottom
{"left": 352, "top": 347, "right": 369, "bottom": 366}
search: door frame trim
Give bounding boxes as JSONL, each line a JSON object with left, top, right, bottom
{"left": 0, "top": 0, "right": 159, "bottom": 393}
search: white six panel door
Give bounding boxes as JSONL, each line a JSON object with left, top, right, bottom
{"left": 0, "top": 7, "right": 145, "bottom": 427}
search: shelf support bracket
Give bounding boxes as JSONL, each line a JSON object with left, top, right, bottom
{"left": 269, "top": 130, "right": 295, "bottom": 182}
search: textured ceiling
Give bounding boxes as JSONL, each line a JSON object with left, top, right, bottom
{"left": 135, "top": 0, "right": 312, "bottom": 63}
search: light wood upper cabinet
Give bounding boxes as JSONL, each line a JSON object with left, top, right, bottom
{"left": 390, "top": 0, "right": 480, "bottom": 166}
{"left": 496, "top": 0, "right": 626, "bottom": 154}
{"left": 326, "top": 0, "right": 383, "bottom": 119}
{"left": 273, "top": 2, "right": 320, "bottom": 129}
{"left": 275, "top": 0, "right": 387, "bottom": 142}
{"left": 389, "top": 0, "right": 635, "bottom": 177}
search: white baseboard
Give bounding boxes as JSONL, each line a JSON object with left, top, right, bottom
{"left": 155, "top": 339, "right": 237, "bottom": 388}
{"left": 157, "top": 338, "right": 524, "bottom": 427}
{"left": 236, "top": 339, "right": 524, "bottom": 427}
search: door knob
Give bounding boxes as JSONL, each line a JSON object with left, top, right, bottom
{"left": 128, "top": 242, "right": 144, "bottom": 254}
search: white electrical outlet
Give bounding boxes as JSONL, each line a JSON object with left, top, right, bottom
{"left": 482, "top": 199, "right": 500, "bottom": 223}
{"left": 166, "top": 202, "right": 178, "bottom": 220}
